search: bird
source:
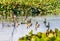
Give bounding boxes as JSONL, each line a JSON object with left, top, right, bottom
{"left": 46, "top": 22, "right": 50, "bottom": 30}
{"left": 35, "top": 21, "right": 40, "bottom": 30}
{"left": 43, "top": 18, "right": 46, "bottom": 25}
{"left": 26, "top": 19, "right": 32, "bottom": 28}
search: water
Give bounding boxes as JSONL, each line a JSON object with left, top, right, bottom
{"left": 0, "top": 16, "right": 60, "bottom": 41}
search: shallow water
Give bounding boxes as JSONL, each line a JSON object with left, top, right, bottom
{"left": 0, "top": 15, "right": 60, "bottom": 41}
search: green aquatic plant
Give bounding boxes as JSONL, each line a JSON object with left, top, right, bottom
{"left": 18, "top": 29, "right": 60, "bottom": 41}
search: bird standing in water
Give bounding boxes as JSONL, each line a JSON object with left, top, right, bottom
{"left": 46, "top": 22, "right": 50, "bottom": 30}
{"left": 35, "top": 21, "right": 40, "bottom": 30}
{"left": 43, "top": 18, "right": 46, "bottom": 26}
{"left": 16, "top": 21, "right": 20, "bottom": 27}
{"left": 26, "top": 19, "right": 32, "bottom": 28}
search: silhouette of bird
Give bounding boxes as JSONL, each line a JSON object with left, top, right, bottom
{"left": 43, "top": 18, "right": 46, "bottom": 25}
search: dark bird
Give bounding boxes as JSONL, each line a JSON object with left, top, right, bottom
{"left": 46, "top": 22, "right": 50, "bottom": 30}
{"left": 43, "top": 18, "right": 46, "bottom": 25}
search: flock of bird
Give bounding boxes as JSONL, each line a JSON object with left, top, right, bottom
{"left": 1, "top": 18, "right": 50, "bottom": 31}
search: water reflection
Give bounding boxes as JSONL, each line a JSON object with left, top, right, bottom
{"left": 0, "top": 16, "right": 60, "bottom": 41}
